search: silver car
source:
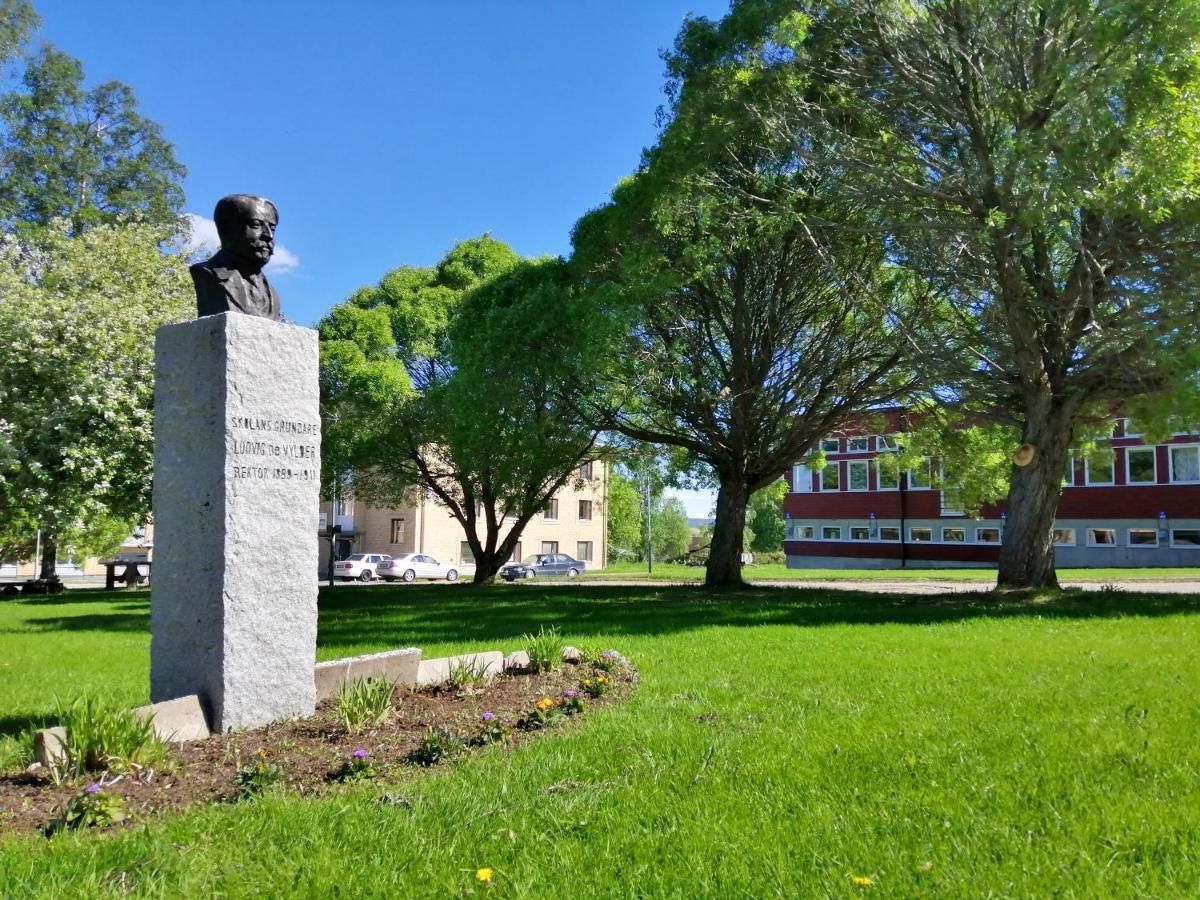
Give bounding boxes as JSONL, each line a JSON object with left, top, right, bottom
{"left": 377, "top": 553, "right": 461, "bottom": 583}
{"left": 332, "top": 553, "right": 392, "bottom": 582}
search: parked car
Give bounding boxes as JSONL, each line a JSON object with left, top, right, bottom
{"left": 500, "top": 553, "right": 586, "bottom": 582}
{"left": 332, "top": 553, "right": 392, "bottom": 582}
{"left": 377, "top": 553, "right": 460, "bottom": 583}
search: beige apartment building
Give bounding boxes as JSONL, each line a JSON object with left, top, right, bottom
{"left": 319, "top": 460, "right": 608, "bottom": 570}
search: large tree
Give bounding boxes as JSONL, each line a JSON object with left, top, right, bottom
{"left": 735, "top": 0, "right": 1200, "bottom": 588}
{"left": 571, "top": 12, "right": 921, "bottom": 587}
{"left": 0, "top": 44, "right": 185, "bottom": 232}
{"left": 0, "top": 223, "right": 192, "bottom": 578}
{"left": 321, "top": 239, "right": 613, "bottom": 584}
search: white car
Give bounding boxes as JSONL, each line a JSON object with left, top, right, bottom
{"left": 377, "top": 553, "right": 460, "bottom": 583}
{"left": 332, "top": 553, "right": 392, "bottom": 582}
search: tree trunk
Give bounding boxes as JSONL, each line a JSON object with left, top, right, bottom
{"left": 471, "top": 551, "right": 506, "bottom": 586}
{"left": 996, "top": 411, "right": 1073, "bottom": 590}
{"left": 706, "top": 478, "right": 749, "bottom": 587}
{"left": 39, "top": 534, "right": 59, "bottom": 582}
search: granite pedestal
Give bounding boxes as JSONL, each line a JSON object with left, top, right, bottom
{"left": 150, "top": 313, "right": 320, "bottom": 732}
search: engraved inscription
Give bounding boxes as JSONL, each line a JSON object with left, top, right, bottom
{"left": 228, "top": 415, "right": 319, "bottom": 480}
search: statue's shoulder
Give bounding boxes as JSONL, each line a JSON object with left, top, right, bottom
{"left": 191, "top": 250, "right": 237, "bottom": 281}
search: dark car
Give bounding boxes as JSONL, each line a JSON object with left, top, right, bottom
{"left": 500, "top": 553, "right": 586, "bottom": 581}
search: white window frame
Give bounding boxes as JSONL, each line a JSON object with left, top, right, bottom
{"left": 1170, "top": 529, "right": 1200, "bottom": 548}
{"left": 819, "top": 438, "right": 840, "bottom": 453}
{"left": 1120, "top": 418, "right": 1142, "bottom": 438}
{"left": 1086, "top": 527, "right": 1117, "bottom": 547}
{"left": 908, "top": 459, "right": 933, "bottom": 490}
{"left": 1125, "top": 446, "right": 1157, "bottom": 484}
{"left": 1127, "top": 528, "right": 1158, "bottom": 548}
{"left": 849, "top": 526, "right": 870, "bottom": 540}
{"left": 1053, "top": 528, "right": 1076, "bottom": 546}
{"left": 878, "top": 526, "right": 901, "bottom": 542}
{"left": 1084, "top": 452, "right": 1115, "bottom": 486}
{"left": 909, "top": 526, "right": 933, "bottom": 542}
{"left": 820, "top": 464, "right": 840, "bottom": 492}
{"left": 942, "top": 527, "right": 966, "bottom": 543}
{"left": 876, "top": 435, "right": 900, "bottom": 451}
{"left": 821, "top": 525, "right": 842, "bottom": 541}
{"left": 1168, "top": 444, "right": 1200, "bottom": 484}
{"left": 976, "top": 527, "right": 1001, "bottom": 544}
{"left": 792, "top": 463, "right": 813, "bottom": 493}
{"left": 847, "top": 460, "right": 870, "bottom": 492}
{"left": 847, "top": 437, "right": 870, "bottom": 452}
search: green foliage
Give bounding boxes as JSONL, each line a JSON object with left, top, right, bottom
{"left": 472, "top": 712, "right": 512, "bottom": 746}
{"left": 605, "top": 468, "right": 643, "bottom": 562}
{"left": 731, "top": 0, "right": 1200, "bottom": 584}
{"left": 43, "top": 784, "right": 126, "bottom": 835}
{"left": 0, "top": 0, "right": 36, "bottom": 65}
{"left": 408, "top": 726, "right": 465, "bottom": 767}
{"left": 571, "top": 6, "right": 922, "bottom": 586}
{"left": 320, "top": 239, "right": 612, "bottom": 584}
{"left": 521, "top": 625, "right": 563, "bottom": 673}
{"left": 0, "top": 44, "right": 185, "bottom": 233}
{"left": 579, "top": 674, "right": 611, "bottom": 699}
{"left": 748, "top": 479, "right": 787, "bottom": 551}
{"left": 56, "top": 695, "right": 168, "bottom": 777}
{"left": 233, "top": 752, "right": 285, "bottom": 800}
{"left": 335, "top": 677, "right": 395, "bottom": 733}
{"left": 651, "top": 497, "right": 690, "bottom": 562}
{"left": 0, "top": 222, "right": 191, "bottom": 567}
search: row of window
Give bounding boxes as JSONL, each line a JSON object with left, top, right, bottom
{"left": 543, "top": 498, "right": 593, "bottom": 521}
{"left": 788, "top": 523, "right": 1200, "bottom": 548}
{"left": 794, "top": 444, "right": 1200, "bottom": 493}
{"left": 459, "top": 540, "right": 594, "bottom": 563}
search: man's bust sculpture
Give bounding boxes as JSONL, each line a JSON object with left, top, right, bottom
{"left": 190, "top": 194, "right": 282, "bottom": 321}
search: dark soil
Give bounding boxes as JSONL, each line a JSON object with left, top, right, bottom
{"left": 0, "top": 661, "right": 634, "bottom": 837}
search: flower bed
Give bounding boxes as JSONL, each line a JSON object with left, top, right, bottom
{"left": 0, "top": 653, "right": 635, "bottom": 836}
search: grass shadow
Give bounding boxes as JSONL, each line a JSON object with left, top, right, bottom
{"left": 315, "top": 582, "right": 1200, "bottom": 655}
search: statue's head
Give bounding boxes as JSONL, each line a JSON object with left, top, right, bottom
{"left": 214, "top": 194, "right": 278, "bottom": 271}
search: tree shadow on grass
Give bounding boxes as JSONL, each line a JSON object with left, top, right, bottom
{"left": 0, "top": 713, "right": 53, "bottom": 742}
{"left": 315, "top": 582, "right": 1200, "bottom": 656}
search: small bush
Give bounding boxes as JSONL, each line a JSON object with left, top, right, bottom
{"left": 331, "top": 748, "right": 378, "bottom": 783}
{"left": 446, "top": 658, "right": 489, "bottom": 692}
{"left": 750, "top": 550, "right": 787, "bottom": 565}
{"left": 234, "top": 752, "right": 285, "bottom": 800}
{"left": 472, "top": 712, "right": 512, "bottom": 746}
{"left": 44, "top": 784, "right": 126, "bottom": 835}
{"left": 522, "top": 625, "right": 563, "bottom": 673}
{"left": 336, "top": 676, "right": 396, "bottom": 733}
{"left": 57, "top": 695, "right": 168, "bottom": 777}
{"left": 580, "top": 675, "right": 611, "bottom": 698}
{"left": 409, "top": 726, "right": 465, "bottom": 767}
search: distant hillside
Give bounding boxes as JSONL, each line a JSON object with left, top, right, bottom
{"left": 687, "top": 517, "right": 715, "bottom": 530}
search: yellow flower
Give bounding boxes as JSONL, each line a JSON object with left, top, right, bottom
{"left": 536, "top": 698, "right": 555, "bottom": 712}
{"left": 851, "top": 875, "right": 874, "bottom": 887}
{"left": 475, "top": 867, "right": 494, "bottom": 883}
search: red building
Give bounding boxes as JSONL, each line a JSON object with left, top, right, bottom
{"left": 783, "top": 411, "right": 1200, "bottom": 569}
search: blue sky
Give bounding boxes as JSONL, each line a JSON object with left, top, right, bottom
{"left": 34, "top": 1, "right": 726, "bottom": 516}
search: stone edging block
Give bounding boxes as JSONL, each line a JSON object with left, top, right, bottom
{"left": 133, "top": 695, "right": 211, "bottom": 742}
{"left": 417, "top": 651, "right": 504, "bottom": 686}
{"left": 314, "top": 647, "right": 422, "bottom": 701}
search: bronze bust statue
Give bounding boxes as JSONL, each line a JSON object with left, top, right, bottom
{"left": 190, "top": 194, "right": 282, "bottom": 320}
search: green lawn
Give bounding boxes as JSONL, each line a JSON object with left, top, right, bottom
{"left": 589, "top": 559, "right": 1200, "bottom": 582}
{"left": 2, "top": 584, "right": 1199, "bottom": 896}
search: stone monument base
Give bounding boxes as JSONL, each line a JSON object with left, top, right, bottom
{"left": 150, "top": 313, "right": 320, "bottom": 732}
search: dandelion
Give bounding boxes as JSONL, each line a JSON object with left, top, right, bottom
{"left": 84, "top": 784, "right": 102, "bottom": 794}
{"left": 475, "top": 867, "right": 494, "bottom": 883}
{"left": 851, "top": 875, "right": 874, "bottom": 887}
{"left": 352, "top": 749, "right": 369, "bottom": 760}
{"left": 481, "top": 711, "right": 495, "bottom": 721}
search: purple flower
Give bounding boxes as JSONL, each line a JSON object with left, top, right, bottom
{"left": 562, "top": 689, "right": 582, "bottom": 698}
{"left": 352, "top": 749, "right": 369, "bottom": 759}
{"left": 481, "top": 711, "right": 495, "bottom": 721}
{"left": 602, "top": 651, "right": 620, "bottom": 659}
{"left": 85, "top": 784, "right": 102, "bottom": 794}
